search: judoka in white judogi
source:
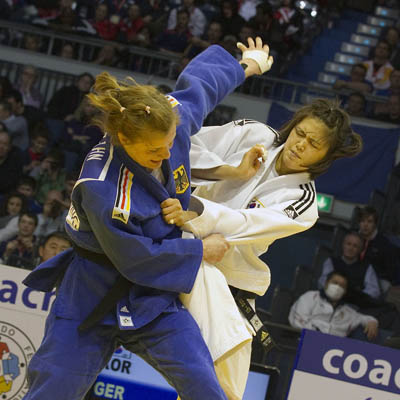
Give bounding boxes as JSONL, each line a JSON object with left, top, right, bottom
{"left": 179, "top": 119, "right": 319, "bottom": 399}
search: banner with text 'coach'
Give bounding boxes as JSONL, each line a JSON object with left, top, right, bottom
{"left": 287, "top": 329, "right": 400, "bottom": 400}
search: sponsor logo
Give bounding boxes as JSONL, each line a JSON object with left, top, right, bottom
{"left": 0, "top": 322, "right": 36, "bottom": 399}
{"left": 165, "top": 95, "right": 181, "bottom": 108}
{"left": 173, "top": 165, "right": 189, "bottom": 194}
{"left": 284, "top": 205, "right": 299, "bottom": 220}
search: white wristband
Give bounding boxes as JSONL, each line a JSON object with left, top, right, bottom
{"left": 242, "top": 50, "right": 273, "bottom": 74}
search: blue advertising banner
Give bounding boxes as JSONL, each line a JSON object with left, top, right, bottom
{"left": 92, "top": 348, "right": 275, "bottom": 400}
{"left": 266, "top": 102, "right": 400, "bottom": 204}
{"left": 286, "top": 329, "right": 400, "bottom": 400}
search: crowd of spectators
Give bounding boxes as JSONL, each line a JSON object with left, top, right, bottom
{"left": 332, "top": 23, "right": 400, "bottom": 123}
{"left": 0, "top": 0, "right": 334, "bottom": 77}
{"left": 0, "top": 67, "right": 93, "bottom": 270}
{"left": 288, "top": 205, "right": 400, "bottom": 349}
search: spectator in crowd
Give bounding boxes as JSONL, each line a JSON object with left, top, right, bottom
{"left": 0, "top": 101, "right": 29, "bottom": 151}
{"left": 214, "top": 0, "right": 245, "bottom": 38}
{"left": 167, "top": 0, "right": 206, "bottom": 38}
{"left": 375, "top": 69, "right": 400, "bottom": 97}
{"left": 333, "top": 63, "right": 373, "bottom": 94}
{"left": 0, "top": 76, "right": 13, "bottom": 102}
{"left": 31, "top": 149, "right": 66, "bottom": 205}
{"left": 119, "top": 3, "right": 144, "bottom": 44}
{"left": 289, "top": 271, "right": 380, "bottom": 342}
{"left": 33, "top": 5, "right": 96, "bottom": 36}
{"left": 16, "top": 175, "right": 42, "bottom": 214}
{"left": 363, "top": 40, "right": 394, "bottom": 91}
{"left": 238, "top": 0, "right": 260, "bottom": 22}
{"left": 35, "top": 190, "right": 67, "bottom": 240}
{"left": 273, "top": 0, "right": 303, "bottom": 54}
{"left": 237, "top": 24, "right": 256, "bottom": 47}
{"left": 22, "top": 128, "right": 49, "bottom": 175}
{"left": 345, "top": 92, "right": 366, "bottom": 118}
{"left": 22, "top": 33, "right": 43, "bottom": 52}
{"left": 61, "top": 97, "right": 102, "bottom": 167}
{"left": 319, "top": 231, "right": 381, "bottom": 301}
{"left": 248, "top": 3, "right": 274, "bottom": 42}
{"left": 372, "top": 94, "right": 400, "bottom": 124}
{"left": 184, "top": 21, "right": 224, "bottom": 59}
{"left": 157, "top": 9, "right": 192, "bottom": 56}
{"left": 0, "top": 212, "right": 38, "bottom": 270}
{"left": 14, "top": 65, "right": 43, "bottom": 109}
{"left": 59, "top": 170, "right": 78, "bottom": 211}
{"left": 0, "top": 130, "right": 23, "bottom": 195}
{"left": 382, "top": 26, "right": 400, "bottom": 69}
{"left": 58, "top": 42, "right": 76, "bottom": 59}
{"left": 6, "top": 88, "right": 44, "bottom": 133}
{"left": 46, "top": 72, "right": 94, "bottom": 120}
{"left": 318, "top": 229, "right": 400, "bottom": 336}
{"left": 92, "top": 43, "right": 127, "bottom": 68}
{"left": 358, "top": 206, "right": 400, "bottom": 291}
{"left": 36, "top": 231, "right": 72, "bottom": 265}
{"left": 90, "top": 3, "right": 120, "bottom": 41}
{"left": 0, "top": 192, "right": 27, "bottom": 229}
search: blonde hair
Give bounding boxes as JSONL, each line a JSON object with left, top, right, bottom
{"left": 87, "top": 72, "right": 179, "bottom": 145}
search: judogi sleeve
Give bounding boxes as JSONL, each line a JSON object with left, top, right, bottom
{"left": 170, "top": 46, "right": 245, "bottom": 139}
{"left": 76, "top": 183, "right": 203, "bottom": 294}
{"left": 182, "top": 190, "right": 318, "bottom": 247}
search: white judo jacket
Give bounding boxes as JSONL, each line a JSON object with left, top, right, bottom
{"left": 179, "top": 119, "right": 319, "bottom": 367}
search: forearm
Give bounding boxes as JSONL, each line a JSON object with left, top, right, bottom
{"left": 191, "top": 165, "right": 239, "bottom": 181}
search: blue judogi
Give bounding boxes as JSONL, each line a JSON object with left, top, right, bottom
{"left": 22, "top": 45, "right": 245, "bottom": 400}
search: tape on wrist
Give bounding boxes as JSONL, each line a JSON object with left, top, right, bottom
{"left": 242, "top": 50, "right": 272, "bottom": 74}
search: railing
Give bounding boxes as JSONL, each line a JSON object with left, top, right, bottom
{"left": 0, "top": 19, "right": 389, "bottom": 114}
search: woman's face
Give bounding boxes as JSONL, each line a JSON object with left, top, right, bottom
{"left": 279, "top": 117, "right": 331, "bottom": 174}
{"left": 7, "top": 196, "right": 23, "bottom": 216}
{"left": 119, "top": 123, "right": 176, "bottom": 170}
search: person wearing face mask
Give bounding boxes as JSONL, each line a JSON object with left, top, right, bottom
{"left": 289, "top": 271, "right": 379, "bottom": 340}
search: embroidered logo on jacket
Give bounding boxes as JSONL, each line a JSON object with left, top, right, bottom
{"left": 284, "top": 183, "right": 315, "bottom": 220}
{"left": 247, "top": 197, "right": 265, "bottom": 209}
{"left": 173, "top": 165, "right": 189, "bottom": 194}
{"left": 66, "top": 204, "right": 80, "bottom": 230}
{"left": 112, "top": 166, "right": 134, "bottom": 224}
{"left": 165, "top": 95, "right": 181, "bottom": 108}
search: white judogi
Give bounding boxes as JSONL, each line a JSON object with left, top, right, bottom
{"left": 180, "top": 120, "right": 319, "bottom": 399}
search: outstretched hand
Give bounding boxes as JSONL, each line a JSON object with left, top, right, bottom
{"left": 237, "top": 37, "right": 273, "bottom": 78}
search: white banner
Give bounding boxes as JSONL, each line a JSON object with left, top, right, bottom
{"left": 0, "top": 264, "right": 55, "bottom": 399}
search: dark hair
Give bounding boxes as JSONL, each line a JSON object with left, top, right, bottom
{"left": 17, "top": 175, "right": 37, "bottom": 190}
{"left": 274, "top": 98, "right": 363, "bottom": 178}
{"left": 359, "top": 205, "right": 379, "bottom": 225}
{"left": 351, "top": 63, "right": 367, "bottom": 74}
{"left": 0, "top": 76, "right": 13, "bottom": 97}
{"left": 41, "top": 231, "right": 72, "bottom": 247}
{"left": 0, "top": 121, "right": 8, "bottom": 133}
{"left": 343, "top": 230, "right": 365, "bottom": 248}
{"left": 31, "top": 124, "right": 50, "bottom": 141}
{"left": 326, "top": 270, "right": 348, "bottom": 283}
{"left": 19, "top": 211, "right": 38, "bottom": 227}
{"left": 6, "top": 88, "right": 23, "bottom": 104}
{"left": 87, "top": 72, "right": 179, "bottom": 146}
{"left": 0, "top": 192, "right": 27, "bottom": 217}
{"left": 45, "top": 148, "right": 65, "bottom": 168}
{"left": 0, "top": 101, "right": 12, "bottom": 114}
{"left": 348, "top": 91, "right": 366, "bottom": 104}
{"left": 78, "top": 72, "right": 95, "bottom": 85}
{"left": 375, "top": 39, "right": 392, "bottom": 58}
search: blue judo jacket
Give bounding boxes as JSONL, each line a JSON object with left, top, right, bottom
{"left": 24, "top": 45, "right": 245, "bottom": 330}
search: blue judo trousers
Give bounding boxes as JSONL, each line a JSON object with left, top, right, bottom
{"left": 22, "top": 45, "right": 246, "bottom": 400}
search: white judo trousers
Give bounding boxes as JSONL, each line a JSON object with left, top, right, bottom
{"left": 180, "top": 120, "right": 319, "bottom": 399}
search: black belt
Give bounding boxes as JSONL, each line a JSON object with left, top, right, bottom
{"left": 73, "top": 244, "right": 132, "bottom": 333}
{"left": 230, "top": 287, "right": 276, "bottom": 353}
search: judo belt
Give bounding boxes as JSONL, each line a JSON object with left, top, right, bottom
{"left": 230, "top": 287, "right": 276, "bottom": 353}
{"left": 73, "top": 244, "right": 132, "bottom": 333}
